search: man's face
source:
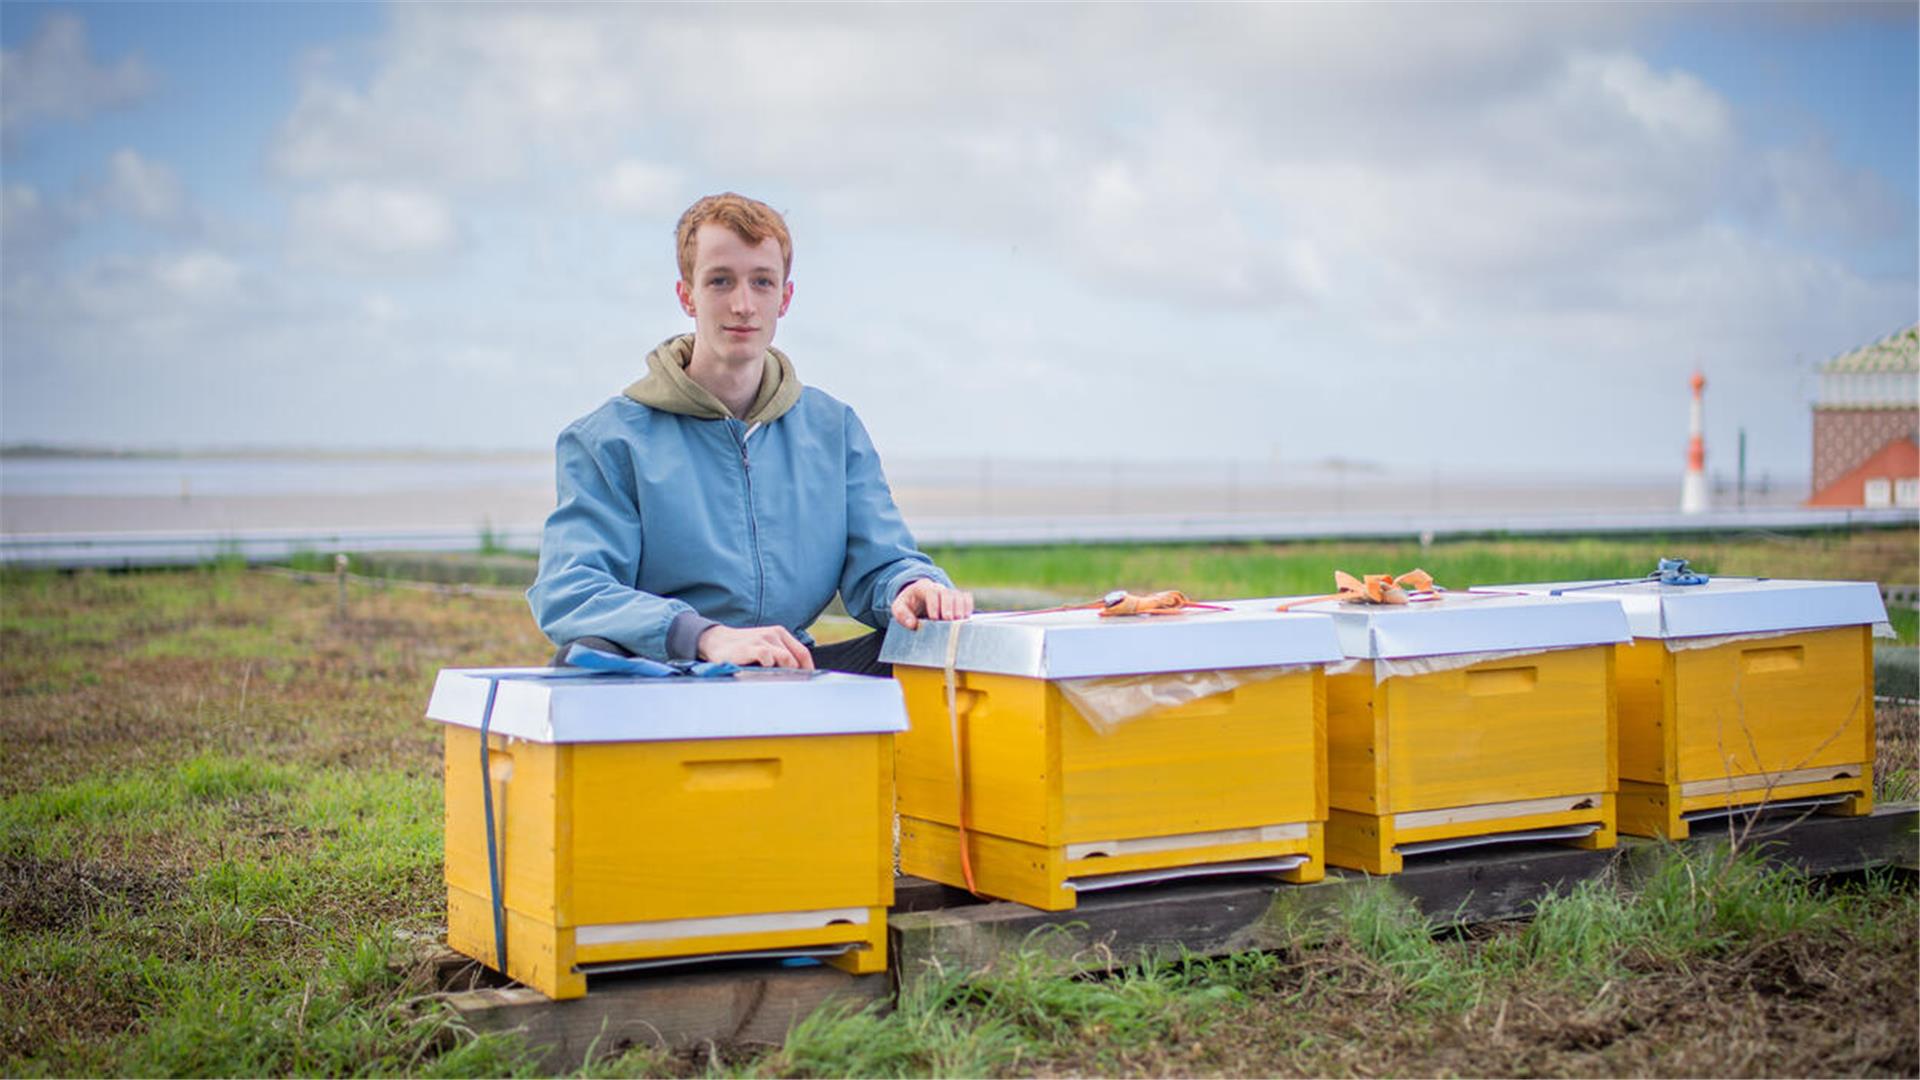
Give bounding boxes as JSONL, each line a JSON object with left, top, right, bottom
{"left": 677, "top": 223, "right": 792, "bottom": 367}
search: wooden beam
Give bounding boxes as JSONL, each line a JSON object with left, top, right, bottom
{"left": 423, "top": 803, "right": 1914, "bottom": 1067}
{"left": 435, "top": 965, "right": 887, "bottom": 1073}
{"left": 891, "top": 803, "right": 1916, "bottom": 991}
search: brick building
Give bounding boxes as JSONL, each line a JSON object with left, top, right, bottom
{"left": 1808, "top": 324, "right": 1918, "bottom": 508}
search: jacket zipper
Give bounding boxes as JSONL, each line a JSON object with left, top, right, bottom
{"left": 735, "top": 422, "right": 766, "bottom": 623}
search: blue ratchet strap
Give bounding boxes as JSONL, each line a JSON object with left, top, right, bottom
{"left": 1549, "top": 558, "right": 1763, "bottom": 596}
{"left": 477, "top": 648, "right": 740, "bottom": 979}
{"left": 478, "top": 676, "right": 508, "bottom": 976}
{"left": 560, "top": 642, "right": 738, "bottom": 678}
{"left": 1653, "top": 557, "right": 1709, "bottom": 586}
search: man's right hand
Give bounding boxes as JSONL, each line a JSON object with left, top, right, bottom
{"left": 696, "top": 624, "right": 815, "bottom": 669}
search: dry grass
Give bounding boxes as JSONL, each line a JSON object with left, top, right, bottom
{"left": 2, "top": 563, "right": 1914, "bottom": 1077}
{"left": 0, "top": 566, "right": 548, "bottom": 799}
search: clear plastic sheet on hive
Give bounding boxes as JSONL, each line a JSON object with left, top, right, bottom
{"left": 1057, "top": 663, "right": 1317, "bottom": 734}
{"left": 1324, "top": 643, "right": 1594, "bottom": 683}
{"left": 1662, "top": 624, "right": 1897, "bottom": 651}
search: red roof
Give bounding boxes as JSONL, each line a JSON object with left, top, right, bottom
{"left": 1806, "top": 437, "right": 1919, "bottom": 507}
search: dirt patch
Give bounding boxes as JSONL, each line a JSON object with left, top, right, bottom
{"left": 1000, "top": 913, "right": 1919, "bottom": 1079}
{"left": 0, "top": 850, "right": 179, "bottom": 934}
{"left": 0, "top": 568, "right": 549, "bottom": 798}
{"left": 1471, "top": 933, "right": 1920, "bottom": 1077}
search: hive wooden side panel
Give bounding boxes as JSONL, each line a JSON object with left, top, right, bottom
{"left": 893, "top": 670, "right": 1054, "bottom": 844}
{"left": 448, "top": 884, "right": 583, "bottom": 1000}
{"left": 444, "top": 728, "right": 562, "bottom": 924}
{"left": 894, "top": 664, "right": 1327, "bottom": 908}
{"left": 443, "top": 710, "right": 897, "bottom": 999}
{"left": 1324, "top": 647, "right": 1616, "bottom": 875}
{"left": 1670, "top": 627, "right": 1874, "bottom": 783}
{"left": 1326, "top": 666, "right": 1388, "bottom": 815}
{"left": 567, "top": 734, "right": 882, "bottom": 924}
{"left": 1382, "top": 649, "right": 1613, "bottom": 813}
{"left": 1614, "top": 640, "right": 1671, "bottom": 784}
{"left": 1058, "top": 671, "right": 1322, "bottom": 842}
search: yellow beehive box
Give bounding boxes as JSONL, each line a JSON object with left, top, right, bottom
{"left": 1476, "top": 578, "right": 1886, "bottom": 839}
{"left": 427, "top": 667, "right": 903, "bottom": 999}
{"left": 1261, "top": 592, "right": 1632, "bottom": 875}
{"left": 881, "top": 607, "right": 1344, "bottom": 911}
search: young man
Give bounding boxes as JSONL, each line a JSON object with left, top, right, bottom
{"left": 528, "top": 192, "right": 971, "bottom": 673}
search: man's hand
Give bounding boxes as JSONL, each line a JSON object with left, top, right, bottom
{"left": 892, "top": 578, "right": 975, "bottom": 631}
{"left": 696, "top": 624, "right": 815, "bottom": 669}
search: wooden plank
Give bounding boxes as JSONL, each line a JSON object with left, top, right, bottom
{"left": 1382, "top": 841, "right": 1612, "bottom": 923}
{"left": 891, "top": 877, "right": 1296, "bottom": 981}
{"left": 436, "top": 965, "right": 887, "bottom": 1073}
{"left": 892, "top": 803, "right": 1916, "bottom": 992}
{"left": 423, "top": 805, "right": 1915, "bottom": 1067}
{"left": 1619, "top": 801, "right": 1918, "bottom": 878}
{"left": 891, "top": 874, "right": 983, "bottom": 913}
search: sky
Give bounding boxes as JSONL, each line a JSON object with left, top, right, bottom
{"left": 1, "top": 2, "right": 1914, "bottom": 478}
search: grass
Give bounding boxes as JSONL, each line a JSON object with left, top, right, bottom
{"left": 573, "top": 851, "right": 1914, "bottom": 1078}
{"left": 928, "top": 527, "right": 1917, "bottom": 623}
{"left": 2, "top": 536, "right": 1916, "bottom": 1077}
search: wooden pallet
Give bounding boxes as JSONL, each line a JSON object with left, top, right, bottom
{"left": 426, "top": 802, "right": 1916, "bottom": 1072}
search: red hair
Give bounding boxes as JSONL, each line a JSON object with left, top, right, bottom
{"left": 675, "top": 193, "right": 792, "bottom": 282}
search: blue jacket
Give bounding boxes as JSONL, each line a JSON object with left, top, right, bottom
{"left": 527, "top": 388, "right": 950, "bottom": 661}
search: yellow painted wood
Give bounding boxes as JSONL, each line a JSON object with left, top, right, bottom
{"left": 445, "top": 729, "right": 562, "bottom": 922}
{"left": 899, "top": 815, "right": 1068, "bottom": 910}
{"left": 1622, "top": 773, "right": 1874, "bottom": 841}
{"left": 1391, "top": 797, "right": 1615, "bottom": 847}
{"left": 893, "top": 666, "right": 1327, "bottom": 908}
{"left": 1613, "top": 625, "right": 1876, "bottom": 839}
{"left": 449, "top": 884, "right": 583, "bottom": 1000}
{"left": 1327, "top": 665, "right": 1389, "bottom": 814}
{"left": 1327, "top": 798, "right": 1615, "bottom": 876}
{"left": 1065, "top": 824, "right": 1322, "bottom": 882}
{"left": 894, "top": 671, "right": 1055, "bottom": 843}
{"left": 443, "top": 725, "right": 895, "bottom": 998}
{"left": 569, "top": 734, "right": 888, "bottom": 924}
{"left": 569, "top": 911, "right": 885, "bottom": 965}
{"left": 1322, "top": 646, "right": 1616, "bottom": 874}
{"left": 1381, "top": 648, "right": 1614, "bottom": 813}
{"left": 1058, "top": 673, "right": 1322, "bottom": 842}
{"left": 1670, "top": 627, "right": 1872, "bottom": 783}
{"left": 1616, "top": 779, "right": 1684, "bottom": 841}
{"left": 1674, "top": 773, "right": 1873, "bottom": 816}
{"left": 899, "top": 816, "right": 1323, "bottom": 911}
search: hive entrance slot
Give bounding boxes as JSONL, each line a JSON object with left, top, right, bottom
{"left": 1064, "top": 855, "right": 1307, "bottom": 892}
{"left": 1679, "top": 794, "right": 1849, "bottom": 823}
{"left": 1394, "top": 822, "right": 1598, "bottom": 857}
{"left": 572, "top": 943, "right": 857, "bottom": 976}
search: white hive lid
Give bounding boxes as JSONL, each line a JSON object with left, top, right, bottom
{"left": 1239, "top": 591, "right": 1632, "bottom": 660}
{"left": 879, "top": 606, "right": 1345, "bottom": 679}
{"left": 1470, "top": 578, "right": 1889, "bottom": 640}
{"left": 425, "top": 667, "right": 909, "bottom": 744}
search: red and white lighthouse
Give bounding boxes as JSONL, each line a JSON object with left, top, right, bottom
{"left": 1680, "top": 370, "right": 1710, "bottom": 514}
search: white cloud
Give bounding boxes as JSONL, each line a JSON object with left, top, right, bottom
{"left": 0, "top": 13, "right": 155, "bottom": 139}
{"left": 7, "top": 3, "right": 1912, "bottom": 472}
{"left": 101, "top": 148, "right": 187, "bottom": 225}
{"left": 253, "top": 6, "right": 1772, "bottom": 317}
{"left": 153, "top": 250, "right": 241, "bottom": 300}
{"left": 288, "top": 183, "right": 459, "bottom": 270}
{"left": 0, "top": 183, "right": 68, "bottom": 260}
{"left": 593, "top": 160, "right": 681, "bottom": 215}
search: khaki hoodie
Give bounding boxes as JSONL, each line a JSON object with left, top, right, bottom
{"left": 623, "top": 334, "right": 802, "bottom": 425}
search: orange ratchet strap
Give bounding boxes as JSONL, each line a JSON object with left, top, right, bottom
{"left": 1276, "top": 568, "right": 1439, "bottom": 611}
{"left": 942, "top": 621, "right": 980, "bottom": 895}
{"left": 1098, "top": 589, "right": 1229, "bottom": 617}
